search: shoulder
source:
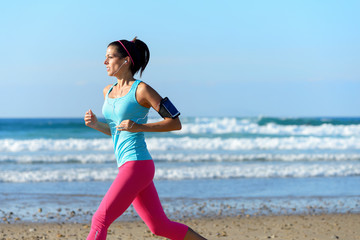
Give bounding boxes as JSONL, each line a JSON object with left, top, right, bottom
{"left": 136, "top": 81, "right": 162, "bottom": 108}
{"left": 103, "top": 84, "right": 113, "bottom": 98}
{"left": 103, "top": 84, "right": 113, "bottom": 92}
{"left": 136, "top": 81, "right": 162, "bottom": 99}
{"left": 137, "top": 81, "right": 155, "bottom": 95}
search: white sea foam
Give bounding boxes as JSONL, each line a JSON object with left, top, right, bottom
{"left": 0, "top": 138, "right": 113, "bottom": 152}
{"left": 155, "top": 163, "right": 360, "bottom": 180}
{"left": 0, "top": 167, "right": 118, "bottom": 182}
{"left": 0, "top": 153, "right": 116, "bottom": 164}
{"left": 177, "top": 118, "right": 360, "bottom": 136}
{"left": 1, "top": 153, "right": 359, "bottom": 164}
{"left": 151, "top": 153, "right": 360, "bottom": 162}
{"left": 147, "top": 137, "right": 360, "bottom": 150}
{"left": 1, "top": 162, "right": 359, "bottom": 183}
{"left": 1, "top": 137, "right": 360, "bottom": 153}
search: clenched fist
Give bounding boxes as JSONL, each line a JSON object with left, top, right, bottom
{"left": 84, "top": 109, "right": 98, "bottom": 128}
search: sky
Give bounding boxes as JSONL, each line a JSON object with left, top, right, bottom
{"left": 0, "top": 0, "right": 359, "bottom": 118}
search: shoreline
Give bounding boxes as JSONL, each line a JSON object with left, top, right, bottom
{"left": 1, "top": 213, "right": 359, "bottom": 240}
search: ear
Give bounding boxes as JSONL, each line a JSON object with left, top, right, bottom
{"left": 125, "top": 56, "right": 131, "bottom": 65}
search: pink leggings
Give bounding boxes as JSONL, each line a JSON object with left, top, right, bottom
{"left": 87, "top": 160, "right": 188, "bottom": 240}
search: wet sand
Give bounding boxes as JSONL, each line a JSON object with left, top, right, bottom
{"left": 1, "top": 214, "right": 359, "bottom": 240}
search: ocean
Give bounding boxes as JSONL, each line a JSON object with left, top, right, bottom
{"left": 1, "top": 116, "right": 360, "bottom": 223}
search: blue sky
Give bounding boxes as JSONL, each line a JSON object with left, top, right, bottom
{"left": 1, "top": 0, "right": 359, "bottom": 118}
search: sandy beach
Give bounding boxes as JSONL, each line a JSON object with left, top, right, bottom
{"left": 1, "top": 214, "right": 359, "bottom": 240}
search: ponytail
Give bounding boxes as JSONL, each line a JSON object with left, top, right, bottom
{"left": 108, "top": 37, "right": 150, "bottom": 77}
{"left": 132, "top": 37, "right": 150, "bottom": 77}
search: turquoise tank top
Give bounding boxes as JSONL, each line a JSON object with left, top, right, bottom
{"left": 102, "top": 80, "right": 152, "bottom": 167}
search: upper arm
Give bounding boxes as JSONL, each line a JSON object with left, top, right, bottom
{"left": 136, "top": 82, "right": 182, "bottom": 130}
{"left": 136, "top": 82, "right": 162, "bottom": 111}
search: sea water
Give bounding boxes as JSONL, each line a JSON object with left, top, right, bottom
{"left": 0, "top": 116, "right": 359, "bottom": 223}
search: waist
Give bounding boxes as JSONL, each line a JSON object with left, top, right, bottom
{"left": 113, "top": 133, "right": 151, "bottom": 162}
{"left": 112, "top": 130, "right": 145, "bottom": 141}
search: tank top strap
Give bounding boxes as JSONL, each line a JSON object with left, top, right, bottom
{"left": 106, "top": 83, "right": 118, "bottom": 98}
{"left": 131, "top": 80, "right": 141, "bottom": 92}
{"left": 129, "top": 80, "right": 141, "bottom": 100}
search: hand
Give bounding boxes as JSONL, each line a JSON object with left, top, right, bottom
{"left": 116, "top": 119, "right": 139, "bottom": 132}
{"left": 84, "top": 109, "right": 98, "bottom": 128}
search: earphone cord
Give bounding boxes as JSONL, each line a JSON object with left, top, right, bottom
{"left": 112, "top": 60, "right": 127, "bottom": 76}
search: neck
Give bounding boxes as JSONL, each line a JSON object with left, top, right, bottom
{"left": 115, "top": 71, "right": 135, "bottom": 87}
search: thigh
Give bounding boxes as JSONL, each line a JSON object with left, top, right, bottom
{"left": 97, "top": 160, "right": 154, "bottom": 224}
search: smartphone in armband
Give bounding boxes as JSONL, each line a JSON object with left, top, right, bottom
{"left": 159, "top": 97, "right": 180, "bottom": 119}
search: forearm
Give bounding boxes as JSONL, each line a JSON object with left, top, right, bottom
{"left": 138, "top": 118, "right": 182, "bottom": 132}
{"left": 91, "top": 121, "right": 112, "bottom": 136}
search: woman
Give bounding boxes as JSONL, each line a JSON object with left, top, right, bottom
{"left": 84, "top": 37, "right": 206, "bottom": 240}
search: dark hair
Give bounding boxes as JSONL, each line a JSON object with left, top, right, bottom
{"left": 108, "top": 37, "right": 150, "bottom": 77}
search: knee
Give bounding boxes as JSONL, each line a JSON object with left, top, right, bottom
{"left": 91, "top": 210, "right": 107, "bottom": 229}
{"left": 149, "top": 223, "right": 167, "bottom": 237}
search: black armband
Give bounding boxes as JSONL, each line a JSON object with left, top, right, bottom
{"left": 158, "top": 97, "right": 180, "bottom": 119}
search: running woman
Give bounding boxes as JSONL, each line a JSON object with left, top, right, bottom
{"left": 84, "top": 37, "right": 207, "bottom": 240}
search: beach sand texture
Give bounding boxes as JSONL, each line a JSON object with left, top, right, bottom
{"left": 1, "top": 214, "right": 359, "bottom": 240}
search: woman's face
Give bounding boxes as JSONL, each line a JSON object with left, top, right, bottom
{"left": 104, "top": 46, "right": 126, "bottom": 76}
